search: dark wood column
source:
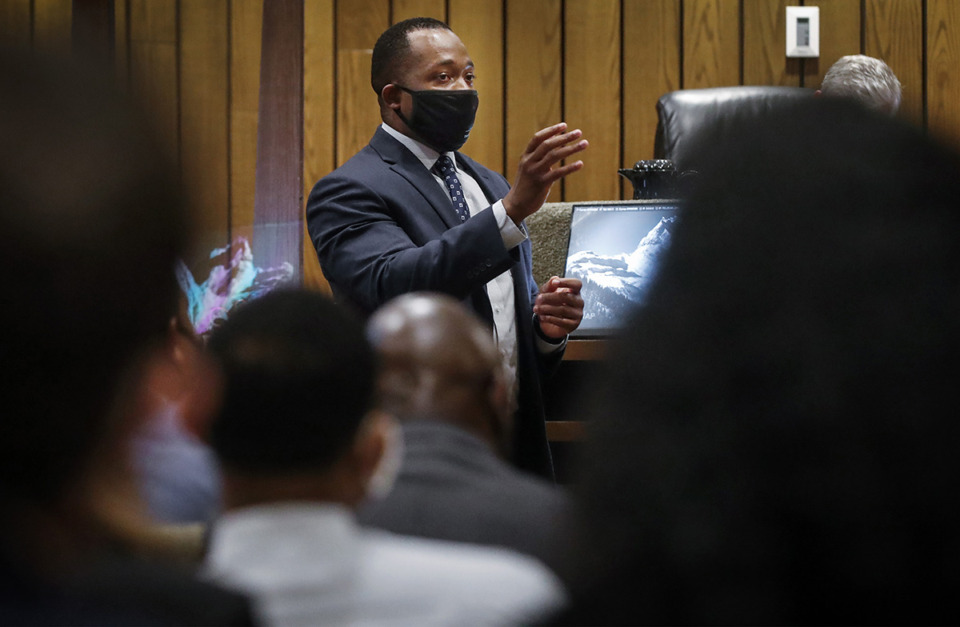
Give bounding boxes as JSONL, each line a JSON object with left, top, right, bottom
{"left": 253, "top": 0, "right": 304, "bottom": 279}
{"left": 71, "top": 0, "right": 114, "bottom": 64}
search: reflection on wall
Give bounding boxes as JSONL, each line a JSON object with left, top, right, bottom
{"left": 176, "top": 236, "right": 294, "bottom": 335}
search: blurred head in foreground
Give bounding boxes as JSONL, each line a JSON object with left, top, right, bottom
{"left": 818, "top": 54, "right": 902, "bottom": 116}
{"left": 564, "top": 98, "right": 960, "bottom": 624}
{"left": 1, "top": 49, "right": 186, "bottom": 569}
{"left": 206, "top": 288, "right": 384, "bottom": 509}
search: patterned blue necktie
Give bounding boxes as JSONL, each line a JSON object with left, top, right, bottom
{"left": 432, "top": 155, "right": 471, "bottom": 223}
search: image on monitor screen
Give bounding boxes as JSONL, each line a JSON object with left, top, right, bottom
{"left": 564, "top": 202, "right": 681, "bottom": 338}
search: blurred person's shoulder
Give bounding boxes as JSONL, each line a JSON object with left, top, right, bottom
{"left": 360, "top": 527, "right": 568, "bottom": 624}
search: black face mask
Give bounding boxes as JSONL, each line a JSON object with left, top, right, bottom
{"left": 395, "top": 86, "right": 479, "bottom": 153}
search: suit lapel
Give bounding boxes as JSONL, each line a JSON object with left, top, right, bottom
{"left": 369, "top": 128, "right": 458, "bottom": 230}
{"left": 368, "top": 128, "right": 496, "bottom": 326}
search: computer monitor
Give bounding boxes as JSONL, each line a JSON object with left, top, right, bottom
{"left": 563, "top": 201, "right": 682, "bottom": 338}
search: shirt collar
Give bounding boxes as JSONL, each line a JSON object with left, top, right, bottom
{"left": 381, "top": 122, "right": 458, "bottom": 173}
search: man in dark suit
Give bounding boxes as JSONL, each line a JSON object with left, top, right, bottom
{"left": 306, "top": 17, "right": 587, "bottom": 477}
{"left": 359, "top": 293, "right": 572, "bottom": 575}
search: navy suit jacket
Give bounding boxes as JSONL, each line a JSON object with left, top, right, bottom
{"left": 306, "top": 127, "right": 558, "bottom": 477}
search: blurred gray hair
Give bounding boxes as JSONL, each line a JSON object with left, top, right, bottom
{"left": 820, "top": 55, "right": 902, "bottom": 116}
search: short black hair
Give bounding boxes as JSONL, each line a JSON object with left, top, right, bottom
{"left": 371, "top": 17, "right": 451, "bottom": 97}
{"left": 206, "top": 289, "right": 376, "bottom": 474}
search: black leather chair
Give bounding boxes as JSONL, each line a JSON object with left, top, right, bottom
{"left": 654, "top": 86, "right": 813, "bottom": 167}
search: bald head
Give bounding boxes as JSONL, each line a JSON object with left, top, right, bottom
{"left": 367, "top": 293, "right": 511, "bottom": 451}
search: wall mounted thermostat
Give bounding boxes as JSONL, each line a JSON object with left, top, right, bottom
{"left": 786, "top": 6, "right": 819, "bottom": 58}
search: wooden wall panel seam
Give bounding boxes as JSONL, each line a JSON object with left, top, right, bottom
{"left": 739, "top": 0, "right": 745, "bottom": 84}
{"left": 176, "top": 0, "right": 182, "bottom": 170}
{"left": 226, "top": 0, "right": 233, "bottom": 241}
{"left": 332, "top": 0, "right": 339, "bottom": 170}
{"left": 500, "top": 0, "right": 507, "bottom": 179}
{"left": 560, "top": 0, "right": 566, "bottom": 201}
{"left": 922, "top": 0, "right": 928, "bottom": 128}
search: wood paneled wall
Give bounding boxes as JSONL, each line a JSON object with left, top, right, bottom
{"left": 4, "top": 0, "right": 960, "bottom": 289}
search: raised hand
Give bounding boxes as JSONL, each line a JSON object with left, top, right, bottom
{"left": 502, "top": 123, "right": 588, "bottom": 225}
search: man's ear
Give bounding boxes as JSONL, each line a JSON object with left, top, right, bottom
{"left": 144, "top": 320, "right": 223, "bottom": 440}
{"left": 174, "top": 336, "right": 223, "bottom": 441}
{"left": 381, "top": 84, "right": 402, "bottom": 111}
{"left": 814, "top": 89, "right": 822, "bottom": 98}
{"left": 142, "top": 319, "right": 186, "bottom": 401}
{"left": 123, "top": 344, "right": 180, "bottom": 438}
{"left": 365, "top": 412, "right": 404, "bottom": 500}
{"left": 349, "top": 411, "right": 390, "bottom": 493}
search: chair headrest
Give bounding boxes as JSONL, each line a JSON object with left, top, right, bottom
{"left": 654, "top": 86, "right": 813, "bottom": 166}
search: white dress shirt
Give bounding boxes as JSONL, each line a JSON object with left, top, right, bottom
{"left": 203, "top": 502, "right": 566, "bottom": 627}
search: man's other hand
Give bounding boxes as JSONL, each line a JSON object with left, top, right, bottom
{"left": 534, "top": 276, "right": 584, "bottom": 339}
